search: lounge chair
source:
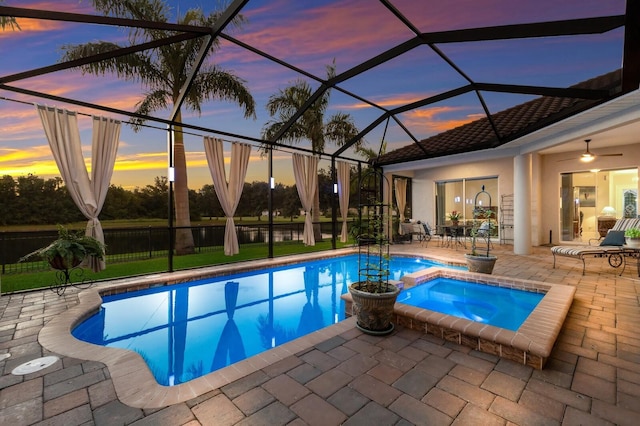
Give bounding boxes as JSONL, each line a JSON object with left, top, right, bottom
{"left": 551, "top": 218, "right": 640, "bottom": 275}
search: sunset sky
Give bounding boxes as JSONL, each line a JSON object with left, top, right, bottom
{"left": 0, "top": 0, "right": 626, "bottom": 190}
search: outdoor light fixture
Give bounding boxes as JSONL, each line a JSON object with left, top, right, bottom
{"left": 577, "top": 139, "right": 622, "bottom": 162}
{"left": 580, "top": 152, "right": 595, "bottom": 162}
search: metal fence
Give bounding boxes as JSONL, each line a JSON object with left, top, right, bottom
{"left": 1, "top": 221, "right": 339, "bottom": 274}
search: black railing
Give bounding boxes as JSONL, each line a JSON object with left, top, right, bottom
{"left": 1, "top": 221, "right": 343, "bottom": 275}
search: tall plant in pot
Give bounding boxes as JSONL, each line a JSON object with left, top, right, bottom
{"left": 465, "top": 187, "right": 497, "bottom": 274}
{"left": 348, "top": 170, "right": 399, "bottom": 335}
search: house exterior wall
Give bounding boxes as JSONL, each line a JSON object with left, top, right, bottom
{"left": 383, "top": 141, "right": 638, "bottom": 249}
{"left": 389, "top": 157, "right": 514, "bottom": 231}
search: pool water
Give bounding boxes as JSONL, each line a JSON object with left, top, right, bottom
{"left": 397, "top": 277, "right": 544, "bottom": 331}
{"left": 72, "top": 255, "right": 453, "bottom": 386}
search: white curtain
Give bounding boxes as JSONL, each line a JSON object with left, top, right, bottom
{"left": 204, "top": 137, "right": 251, "bottom": 256}
{"left": 337, "top": 161, "right": 350, "bottom": 243}
{"left": 292, "top": 153, "right": 319, "bottom": 246}
{"left": 395, "top": 177, "right": 407, "bottom": 235}
{"left": 36, "top": 105, "right": 120, "bottom": 272}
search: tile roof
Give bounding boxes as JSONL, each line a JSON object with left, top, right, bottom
{"left": 374, "top": 69, "right": 622, "bottom": 166}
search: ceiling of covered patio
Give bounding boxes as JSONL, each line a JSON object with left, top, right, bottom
{"left": 1, "top": 0, "right": 638, "bottom": 168}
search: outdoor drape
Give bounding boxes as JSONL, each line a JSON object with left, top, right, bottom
{"left": 36, "top": 105, "right": 120, "bottom": 272}
{"left": 337, "top": 161, "right": 350, "bottom": 243}
{"left": 204, "top": 137, "right": 251, "bottom": 256}
{"left": 292, "top": 153, "right": 318, "bottom": 246}
{"left": 395, "top": 177, "right": 407, "bottom": 235}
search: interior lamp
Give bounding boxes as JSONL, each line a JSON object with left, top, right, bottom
{"left": 600, "top": 206, "right": 616, "bottom": 217}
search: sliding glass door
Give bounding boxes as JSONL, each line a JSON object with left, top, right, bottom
{"left": 435, "top": 177, "right": 498, "bottom": 229}
{"left": 559, "top": 168, "right": 638, "bottom": 242}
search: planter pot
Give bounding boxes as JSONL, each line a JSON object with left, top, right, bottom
{"left": 348, "top": 282, "right": 400, "bottom": 335}
{"left": 625, "top": 237, "right": 640, "bottom": 249}
{"left": 465, "top": 254, "right": 497, "bottom": 274}
{"left": 48, "top": 254, "right": 83, "bottom": 271}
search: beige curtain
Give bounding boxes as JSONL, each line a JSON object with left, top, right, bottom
{"left": 337, "top": 161, "right": 350, "bottom": 243}
{"left": 395, "top": 177, "right": 407, "bottom": 235}
{"left": 292, "top": 153, "right": 319, "bottom": 246}
{"left": 204, "top": 137, "right": 251, "bottom": 256}
{"left": 36, "top": 105, "right": 120, "bottom": 272}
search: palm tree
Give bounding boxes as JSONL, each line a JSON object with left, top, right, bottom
{"left": 60, "top": 0, "right": 256, "bottom": 254}
{"left": 261, "top": 62, "right": 360, "bottom": 239}
{"left": 0, "top": 0, "right": 20, "bottom": 30}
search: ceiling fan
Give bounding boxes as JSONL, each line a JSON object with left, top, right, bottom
{"left": 559, "top": 139, "right": 623, "bottom": 162}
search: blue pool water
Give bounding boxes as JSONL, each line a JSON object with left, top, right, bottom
{"left": 397, "top": 277, "right": 544, "bottom": 331}
{"left": 73, "top": 254, "right": 454, "bottom": 386}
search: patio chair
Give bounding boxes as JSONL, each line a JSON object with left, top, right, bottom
{"left": 400, "top": 222, "right": 418, "bottom": 243}
{"left": 420, "top": 222, "right": 440, "bottom": 247}
{"left": 476, "top": 221, "right": 494, "bottom": 249}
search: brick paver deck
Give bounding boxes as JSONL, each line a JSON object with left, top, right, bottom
{"left": 1, "top": 244, "right": 638, "bottom": 425}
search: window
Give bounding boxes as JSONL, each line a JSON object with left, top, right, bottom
{"left": 435, "top": 177, "right": 498, "bottom": 228}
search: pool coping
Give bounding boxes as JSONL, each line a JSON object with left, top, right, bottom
{"left": 342, "top": 267, "right": 576, "bottom": 369}
{"left": 40, "top": 248, "right": 460, "bottom": 408}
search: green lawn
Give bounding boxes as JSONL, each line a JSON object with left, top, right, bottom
{"left": 1, "top": 239, "right": 353, "bottom": 294}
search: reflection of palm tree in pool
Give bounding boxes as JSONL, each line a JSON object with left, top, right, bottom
{"left": 172, "top": 287, "right": 189, "bottom": 384}
{"left": 298, "top": 266, "right": 324, "bottom": 335}
{"left": 211, "top": 282, "right": 246, "bottom": 371}
{"left": 257, "top": 315, "right": 297, "bottom": 349}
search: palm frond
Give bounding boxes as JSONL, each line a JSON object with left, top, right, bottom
{"left": 193, "top": 68, "right": 256, "bottom": 119}
{"left": 131, "top": 89, "right": 170, "bottom": 130}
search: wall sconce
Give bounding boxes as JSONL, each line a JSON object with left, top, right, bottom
{"left": 333, "top": 183, "right": 338, "bottom": 194}
{"left": 270, "top": 177, "right": 275, "bottom": 189}
{"left": 454, "top": 196, "right": 461, "bottom": 203}
{"left": 168, "top": 167, "right": 175, "bottom": 182}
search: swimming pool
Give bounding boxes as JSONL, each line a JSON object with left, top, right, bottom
{"left": 397, "top": 277, "right": 544, "bottom": 331}
{"left": 72, "top": 254, "right": 456, "bottom": 386}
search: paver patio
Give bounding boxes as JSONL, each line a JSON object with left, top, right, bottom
{"left": 1, "top": 243, "right": 638, "bottom": 425}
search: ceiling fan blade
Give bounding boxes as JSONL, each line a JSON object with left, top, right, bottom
{"left": 599, "top": 153, "right": 623, "bottom": 157}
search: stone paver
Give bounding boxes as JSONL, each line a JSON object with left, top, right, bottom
{"left": 290, "top": 393, "right": 347, "bottom": 426}
{"left": 0, "top": 245, "right": 638, "bottom": 425}
{"left": 343, "top": 400, "right": 399, "bottom": 426}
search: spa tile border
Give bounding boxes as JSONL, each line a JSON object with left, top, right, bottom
{"left": 343, "top": 267, "right": 575, "bottom": 369}
{"left": 38, "top": 248, "right": 456, "bottom": 409}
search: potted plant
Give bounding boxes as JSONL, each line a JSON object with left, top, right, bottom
{"left": 347, "top": 170, "right": 399, "bottom": 335}
{"left": 624, "top": 227, "right": 640, "bottom": 248}
{"left": 20, "top": 225, "right": 106, "bottom": 270}
{"left": 465, "top": 187, "right": 497, "bottom": 274}
{"left": 448, "top": 210, "right": 462, "bottom": 226}
{"left": 349, "top": 202, "right": 399, "bottom": 335}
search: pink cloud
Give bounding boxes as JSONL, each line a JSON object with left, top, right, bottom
{"left": 235, "top": 0, "right": 408, "bottom": 72}
{"left": 400, "top": 106, "right": 481, "bottom": 134}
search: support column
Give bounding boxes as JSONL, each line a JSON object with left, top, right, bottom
{"left": 514, "top": 154, "right": 532, "bottom": 255}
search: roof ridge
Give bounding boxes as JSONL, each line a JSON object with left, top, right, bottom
{"left": 375, "top": 69, "right": 622, "bottom": 165}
